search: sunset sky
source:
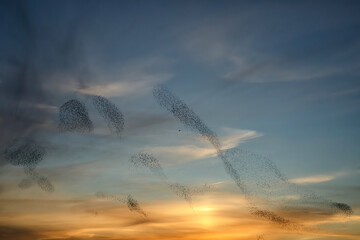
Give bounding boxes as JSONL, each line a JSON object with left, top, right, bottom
{"left": 1, "top": 1, "right": 360, "bottom": 239}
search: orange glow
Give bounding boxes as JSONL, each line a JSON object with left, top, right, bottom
{"left": 1, "top": 191, "right": 359, "bottom": 240}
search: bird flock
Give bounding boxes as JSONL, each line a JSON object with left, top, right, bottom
{"left": 2, "top": 85, "right": 353, "bottom": 235}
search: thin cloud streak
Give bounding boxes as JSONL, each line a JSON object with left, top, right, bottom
{"left": 176, "top": 2, "right": 360, "bottom": 83}
{"left": 145, "top": 128, "right": 263, "bottom": 164}
{"left": 78, "top": 74, "right": 172, "bottom": 97}
{"left": 77, "top": 58, "right": 173, "bottom": 97}
{"left": 289, "top": 170, "right": 360, "bottom": 184}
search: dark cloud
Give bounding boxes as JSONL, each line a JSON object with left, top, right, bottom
{"left": 0, "top": 225, "right": 44, "bottom": 240}
{"left": 0, "top": 1, "right": 47, "bottom": 147}
{"left": 43, "top": 238, "right": 111, "bottom": 240}
{"left": 0, "top": 0, "right": 93, "bottom": 193}
{"left": 0, "top": 0, "right": 91, "bottom": 144}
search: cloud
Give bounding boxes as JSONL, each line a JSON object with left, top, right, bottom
{"left": 124, "top": 111, "right": 174, "bottom": 133}
{"left": 145, "top": 128, "right": 263, "bottom": 164}
{"left": 0, "top": 225, "right": 44, "bottom": 240}
{"left": 176, "top": 2, "right": 360, "bottom": 83}
{"left": 0, "top": 1, "right": 94, "bottom": 150}
{"left": 289, "top": 175, "right": 336, "bottom": 184}
{"left": 147, "top": 145, "right": 215, "bottom": 162}
{"left": 223, "top": 58, "right": 344, "bottom": 83}
{"left": 77, "top": 58, "right": 172, "bottom": 97}
{"left": 289, "top": 170, "right": 360, "bottom": 184}
{"left": 1, "top": 191, "right": 359, "bottom": 240}
{"left": 221, "top": 127, "right": 263, "bottom": 148}
{"left": 331, "top": 87, "right": 360, "bottom": 97}
{"left": 77, "top": 74, "right": 171, "bottom": 97}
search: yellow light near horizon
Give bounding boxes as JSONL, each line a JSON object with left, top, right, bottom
{"left": 194, "top": 206, "right": 216, "bottom": 227}
{"left": 197, "top": 214, "right": 215, "bottom": 227}
{"left": 198, "top": 206, "right": 214, "bottom": 212}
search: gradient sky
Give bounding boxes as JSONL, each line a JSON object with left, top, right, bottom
{"left": 0, "top": 1, "right": 360, "bottom": 239}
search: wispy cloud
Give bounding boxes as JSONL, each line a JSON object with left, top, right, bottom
{"left": 290, "top": 174, "right": 337, "bottom": 184}
{"left": 223, "top": 58, "right": 344, "bottom": 83}
{"left": 146, "top": 128, "right": 263, "bottom": 164}
{"left": 289, "top": 170, "right": 360, "bottom": 184}
{"left": 331, "top": 87, "right": 360, "bottom": 97}
{"left": 77, "top": 58, "right": 172, "bottom": 97}
{"left": 78, "top": 73, "right": 171, "bottom": 97}
{"left": 177, "top": 3, "right": 360, "bottom": 83}
{"left": 221, "top": 127, "right": 263, "bottom": 148}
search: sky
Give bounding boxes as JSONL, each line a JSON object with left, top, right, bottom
{"left": 0, "top": 0, "right": 360, "bottom": 239}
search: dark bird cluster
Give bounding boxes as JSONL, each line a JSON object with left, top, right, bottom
{"left": 152, "top": 84, "right": 353, "bottom": 228}
{"left": 250, "top": 207, "right": 300, "bottom": 230}
{"left": 59, "top": 99, "right": 93, "bottom": 133}
{"left": 96, "top": 191, "right": 147, "bottom": 217}
{"left": 130, "top": 152, "right": 212, "bottom": 206}
{"left": 3, "top": 140, "right": 54, "bottom": 192}
{"left": 91, "top": 95, "right": 124, "bottom": 136}
{"left": 130, "top": 152, "right": 167, "bottom": 180}
{"left": 59, "top": 95, "right": 124, "bottom": 135}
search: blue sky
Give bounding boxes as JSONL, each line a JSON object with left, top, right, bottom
{"left": 0, "top": 1, "right": 360, "bottom": 239}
